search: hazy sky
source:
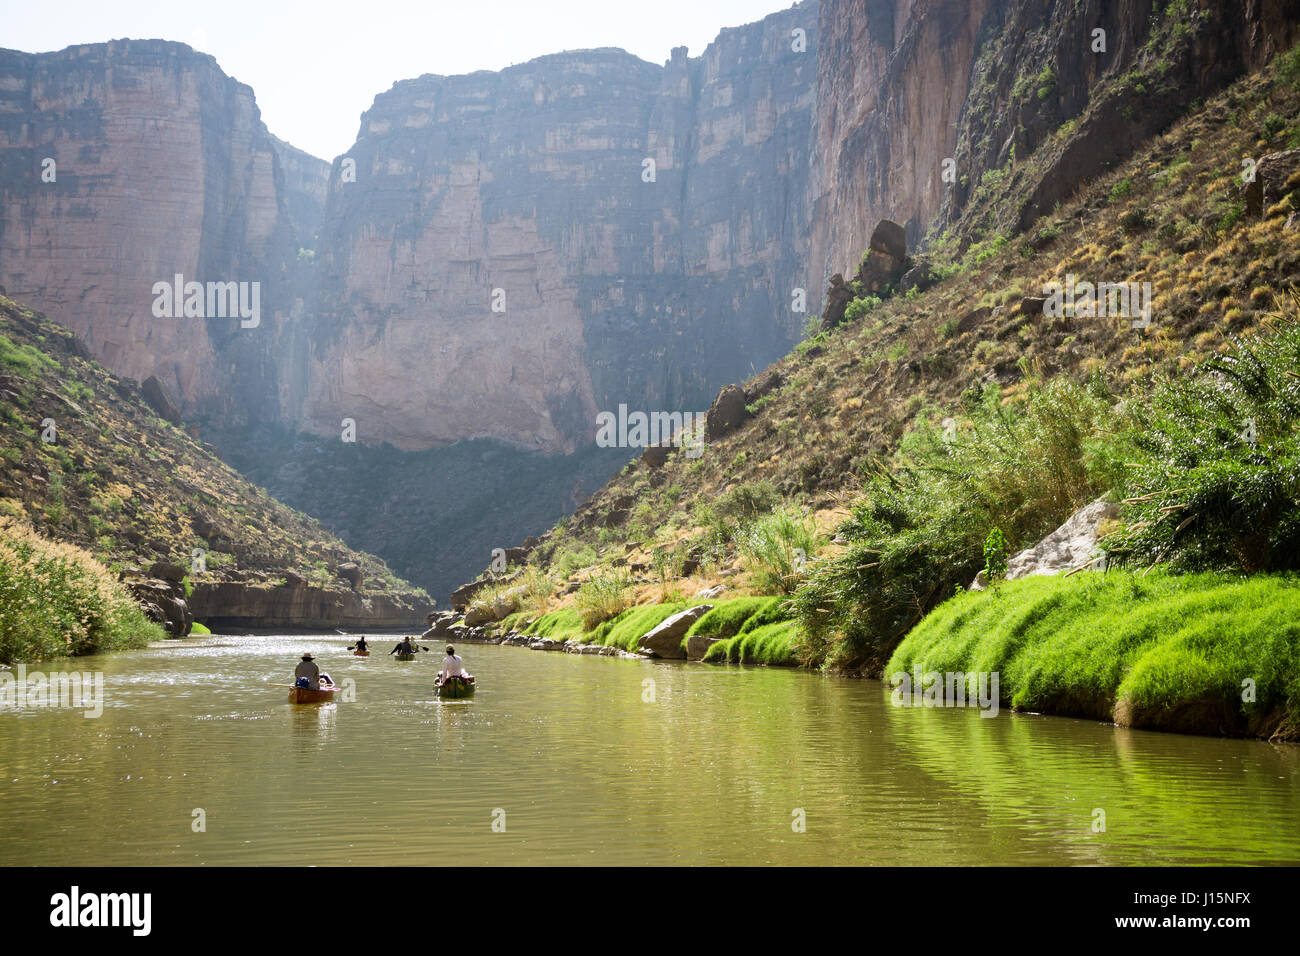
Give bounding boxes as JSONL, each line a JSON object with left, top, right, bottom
{"left": 1, "top": 0, "right": 795, "bottom": 160}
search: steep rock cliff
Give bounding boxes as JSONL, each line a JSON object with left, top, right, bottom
{"left": 303, "top": 2, "right": 819, "bottom": 451}
{"left": 0, "top": 38, "right": 326, "bottom": 432}
{"left": 807, "top": 0, "right": 1300, "bottom": 282}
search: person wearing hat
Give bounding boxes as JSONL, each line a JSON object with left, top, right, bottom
{"left": 294, "top": 653, "right": 321, "bottom": 690}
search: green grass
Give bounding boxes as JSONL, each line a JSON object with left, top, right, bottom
{"left": 887, "top": 571, "right": 1300, "bottom": 737}
{"left": 686, "top": 597, "right": 786, "bottom": 640}
{"left": 0, "top": 332, "right": 59, "bottom": 377}
{"left": 701, "top": 620, "right": 801, "bottom": 665}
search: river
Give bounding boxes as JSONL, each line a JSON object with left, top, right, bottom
{"left": 1, "top": 634, "right": 1297, "bottom": 865}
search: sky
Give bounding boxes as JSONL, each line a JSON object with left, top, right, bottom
{"left": 1, "top": 0, "right": 794, "bottom": 160}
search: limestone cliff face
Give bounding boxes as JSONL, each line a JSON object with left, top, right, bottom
{"left": 303, "top": 2, "right": 819, "bottom": 451}
{"left": 0, "top": 39, "right": 325, "bottom": 429}
{"left": 808, "top": 0, "right": 1300, "bottom": 283}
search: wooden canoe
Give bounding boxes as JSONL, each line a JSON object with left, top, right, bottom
{"left": 353, "top": 650, "right": 370, "bottom": 656}
{"left": 435, "top": 675, "right": 476, "bottom": 699}
{"left": 288, "top": 686, "right": 337, "bottom": 704}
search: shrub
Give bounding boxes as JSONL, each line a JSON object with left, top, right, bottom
{"left": 0, "top": 516, "right": 162, "bottom": 662}
{"left": 737, "top": 507, "right": 819, "bottom": 594}
{"left": 1106, "top": 298, "right": 1300, "bottom": 572}
{"left": 844, "top": 295, "right": 883, "bottom": 324}
{"left": 792, "top": 375, "right": 1124, "bottom": 668}
{"left": 573, "top": 571, "right": 634, "bottom": 629}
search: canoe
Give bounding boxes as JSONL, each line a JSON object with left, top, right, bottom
{"left": 435, "top": 675, "right": 476, "bottom": 699}
{"left": 394, "top": 652, "right": 417, "bottom": 662}
{"left": 353, "top": 650, "right": 370, "bottom": 657}
{"left": 288, "top": 686, "right": 337, "bottom": 704}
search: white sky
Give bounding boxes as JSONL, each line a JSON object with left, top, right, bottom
{"left": 1, "top": 0, "right": 794, "bottom": 160}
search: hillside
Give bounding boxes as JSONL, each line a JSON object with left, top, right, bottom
{"left": 469, "top": 41, "right": 1300, "bottom": 672}
{"left": 0, "top": 295, "right": 430, "bottom": 631}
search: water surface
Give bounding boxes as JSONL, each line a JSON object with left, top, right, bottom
{"left": 0, "top": 635, "right": 1296, "bottom": 865}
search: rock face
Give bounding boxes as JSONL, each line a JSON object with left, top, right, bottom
{"left": 303, "top": 4, "right": 820, "bottom": 452}
{"left": 188, "top": 581, "right": 428, "bottom": 630}
{"left": 0, "top": 9, "right": 821, "bottom": 451}
{"left": 704, "top": 384, "right": 749, "bottom": 440}
{"left": 0, "top": 40, "right": 326, "bottom": 429}
{"left": 637, "top": 604, "right": 714, "bottom": 659}
{"left": 971, "top": 497, "right": 1119, "bottom": 589}
{"left": 807, "top": 0, "right": 1300, "bottom": 289}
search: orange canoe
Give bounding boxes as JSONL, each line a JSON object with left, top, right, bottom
{"left": 353, "top": 650, "right": 370, "bottom": 656}
{"left": 288, "top": 686, "right": 337, "bottom": 704}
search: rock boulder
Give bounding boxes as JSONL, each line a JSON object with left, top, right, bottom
{"left": 637, "top": 604, "right": 714, "bottom": 659}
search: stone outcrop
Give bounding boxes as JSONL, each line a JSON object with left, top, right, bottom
{"left": 121, "top": 568, "right": 193, "bottom": 636}
{"left": 637, "top": 604, "right": 714, "bottom": 659}
{"left": 854, "top": 220, "right": 908, "bottom": 294}
{"left": 704, "top": 384, "right": 749, "bottom": 440}
{"left": 141, "top": 377, "right": 182, "bottom": 426}
{"left": 1244, "top": 149, "right": 1300, "bottom": 217}
{"left": 971, "top": 497, "right": 1119, "bottom": 590}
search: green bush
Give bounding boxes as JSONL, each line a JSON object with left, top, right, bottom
{"left": 736, "top": 507, "right": 819, "bottom": 594}
{"left": 573, "top": 571, "right": 634, "bottom": 629}
{"left": 1106, "top": 301, "right": 1300, "bottom": 572}
{"left": 0, "top": 517, "right": 161, "bottom": 662}
{"left": 793, "top": 375, "right": 1123, "bottom": 668}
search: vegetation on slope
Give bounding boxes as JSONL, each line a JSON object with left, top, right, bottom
{"left": 0, "top": 516, "right": 164, "bottom": 662}
{"left": 477, "top": 49, "right": 1300, "bottom": 712}
{"left": 0, "top": 296, "right": 425, "bottom": 601}
{"left": 888, "top": 571, "right": 1300, "bottom": 740}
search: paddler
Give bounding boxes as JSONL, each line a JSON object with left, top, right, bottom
{"left": 354, "top": 635, "right": 369, "bottom": 652}
{"left": 389, "top": 635, "right": 414, "bottom": 657}
{"left": 294, "top": 653, "right": 320, "bottom": 690}
{"left": 440, "top": 645, "right": 465, "bottom": 682}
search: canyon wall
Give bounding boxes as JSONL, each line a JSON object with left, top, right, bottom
{"left": 807, "top": 0, "right": 1300, "bottom": 279}
{"left": 303, "top": 3, "right": 819, "bottom": 451}
{"left": 0, "top": 39, "right": 328, "bottom": 431}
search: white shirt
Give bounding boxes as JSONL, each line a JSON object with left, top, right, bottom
{"left": 441, "top": 654, "right": 464, "bottom": 677}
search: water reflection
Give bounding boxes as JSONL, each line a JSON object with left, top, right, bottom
{"left": 0, "top": 635, "right": 1295, "bottom": 865}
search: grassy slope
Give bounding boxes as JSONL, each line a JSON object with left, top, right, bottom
{"left": 519, "top": 55, "right": 1300, "bottom": 621}
{"left": 0, "top": 296, "right": 426, "bottom": 601}
{"left": 887, "top": 572, "right": 1300, "bottom": 740}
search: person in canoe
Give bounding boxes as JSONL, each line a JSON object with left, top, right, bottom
{"left": 294, "top": 653, "right": 321, "bottom": 690}
{"left": 440, "top": 645, "right": 466, "bottom": 681}
{"left": 389, "top": 636, "right": 414, "bottom": 657}
{"left": 353, "top": 635, "right": 369, "bottom": 653}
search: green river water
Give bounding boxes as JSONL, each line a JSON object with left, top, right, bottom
{"left": 1, "top": 634, "right": 1297, "bottom": 865}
